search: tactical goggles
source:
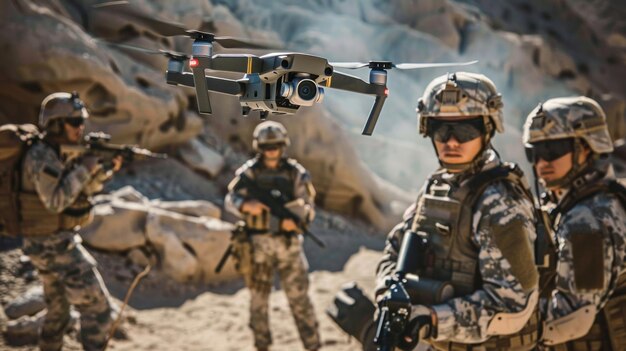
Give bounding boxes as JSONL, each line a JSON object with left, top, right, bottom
{"left": 525, "top": 138, "right": 574, "bottom": 163}
{"left": 427, "top": 118, "right": 485, "bottom": 143}
{"left": 260, "top": 144, "right": 282, "bottom": 151}
{"left": 63, "top": 117, "right": 85, "bottom": 128}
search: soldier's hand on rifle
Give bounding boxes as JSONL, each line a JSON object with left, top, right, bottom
{"left": 241, "top": 200, "right": 269, "bottom": 216}
{"left": 111, "top": 155, "right": 123, "bottom": 172}
{"left": 81, "top": 155, "right": 102, "bottom": 175}
{"left": 280, "top": 219, "right": 299, "bottom": 232}
{"left": 398, "top": 305, "right": 435, "bottom": 351}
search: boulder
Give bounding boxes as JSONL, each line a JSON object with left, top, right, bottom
{"left": 145, "top": 212, "right": 200, "bottom": 283}
{"left": 81, "top": 200, "right": 148, "bottom": 251}
{"left": 4, "top": 310, "right": 45, "bottom": 346}
{"left": 149, "top": 199, "right": 222, "bottom": 219}
{"left": 144, "top": 210, "right": 237, "bottom": 282}
{"left": 151, "top": 212, "right": 236, "bottom": 282}
{"left": 4, "top": 286, "right": 46, "bottom": 320}
{"left": 178, "top": 138, "right": 226, "bottom": 178}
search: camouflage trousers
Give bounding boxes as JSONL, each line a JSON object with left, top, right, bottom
{"left": 246, "top": 233, "right": 321, "bottom": 350}
{"left": 22, "top": 230, "right": 113, "bottom": 351}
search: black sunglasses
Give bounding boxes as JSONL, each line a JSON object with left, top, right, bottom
{"left": 427, "top": 118, "right": 485, "bottom": 143}
{"left": 525, "top": 139, "right": 574, "bottom": 163}
{"left": 64, "top": 117, "right": 85, "bottom": 128}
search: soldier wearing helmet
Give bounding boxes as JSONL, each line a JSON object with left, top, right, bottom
{"left": 375, "top": 72, "right": 540, "bottom": 350}
{"left": 225, "top": 121, "right": 320, "bottom": 351}
{"left": 523, "top": 97, "right": 626, "bottom": 350}
{"left": 18, "top": 92, "right": 122, "bottom": 350}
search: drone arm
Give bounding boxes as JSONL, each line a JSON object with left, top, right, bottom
{"left": 323, "top": 71, "right": 388, "bottom": 135}
{"left": 362, "top": 94, "right": 387, "bottom": 135}
{"left": 322, "top": 71, "right": 378, "bottom": 95}
{"left": 209, "top": 55, "right": 263, "bottom": 74}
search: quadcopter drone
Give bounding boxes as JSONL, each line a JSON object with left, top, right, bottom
{"left": 97, "top": 1, "right": 476, "bottom": 135}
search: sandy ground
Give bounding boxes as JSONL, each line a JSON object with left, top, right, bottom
{"left": 1, "top": 216, "right": 386, "bottom": 351}
{"left": 105, "top": 248, "right": 381, "bottom": 351}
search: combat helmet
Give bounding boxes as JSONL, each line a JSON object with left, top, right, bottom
{"left": 417, "top": 72, "right": 504, "bottom": 171}
{"left": 38, "top": 92, "right": 88, "bottom": 132}
{"left": 523, "top": 96, "right": 613, "bottom": 154}
{"left": 252, "top": 121, "right": 290, "bottom": 152}
{"left": 523, "top": 96, "right": 613, "bottom": 188}
{"left": 417, "top": 72, "right": 504, "bottom": 138}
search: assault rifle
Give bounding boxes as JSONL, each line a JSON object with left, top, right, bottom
{"left": 215, "top": 221, "right": 247, "bottom": 274}
{"left": 374, "top": 231, "right": 453, "bottom": 351}
{"left": 60, "top": 132, "right": 166, "bottom": 167}
{"left": 238, "top": 174, "right": 326, "bottom": 248}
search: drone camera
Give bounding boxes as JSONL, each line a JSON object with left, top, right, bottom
{"left": 280, "top": 78, "right": 324, "bottom": 106}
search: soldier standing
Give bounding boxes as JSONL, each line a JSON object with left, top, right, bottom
{"left": 523, "top": 97, "right": 626, "bottom": 350}
{"left": 225, "top": 121, "right": 321, "bottom": 351}
{"left": 375, "top": 72, "right": 540, "bottom": 350}
{"left": 19, "top": 92, "right": 120, "bottom": 351}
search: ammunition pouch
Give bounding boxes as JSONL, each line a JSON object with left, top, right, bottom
{"left": 18, "top": 193, "right": 61, "bottom": 236}
{"left": 603, "top": 293, "right": 626, "bottom": 351}
{"left": 231, "top": 233, "right": 254, "bottom": 286}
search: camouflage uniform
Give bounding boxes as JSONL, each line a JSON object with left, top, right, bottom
{"left": 19, "top": 92, "right": 114, "bottom": 351}
{"left": 376, "top": 72, "right": 540, "bottom": 350}
{"left": 225, "top": 122, "right": 320, "bottom": 351}
{"left": 20, "top": 140, "right": 115, "bottom": 351}
{"left": 377, "top": 150, "right": 539, "bottom": 348}
{"left": 523, "top": 97, "right": 626, "bottom": 350}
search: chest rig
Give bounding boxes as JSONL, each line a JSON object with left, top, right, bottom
{"left": 410, "top": 163, "right": 530, "bottom": 296}
{"left": 244, "top": 159, "right": 296, "bottom": 233}
{"left": 19, "top": 143, "right": 94, "bottom": 236}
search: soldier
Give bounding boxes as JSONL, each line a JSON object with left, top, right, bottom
{"left": 375, "top": 72, "right": 540, "bottom": 350}
{"left": 523, "top": 97, "right": 626, "bottom": 350}
{"left": 20, "top": 92, "right": 120, "bottom": 351}
{"left": 224, "top": 121, "right": 321, "bottom": 351}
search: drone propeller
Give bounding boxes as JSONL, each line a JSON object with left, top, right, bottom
{"left": 102, "top": 41, "right": 190, "bottom": 60}
{"left": 94, "top": 1, "right": 278, "bottom": 49}
{"left": 330, "top": 60, "right": 478, "bottom": 70}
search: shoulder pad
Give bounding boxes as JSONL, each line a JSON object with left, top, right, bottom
{"left": 235, "top": 158, "right": 258, "bottom": 177}
{"left": 285, "top": 158, "right": 307, "bottom": 174}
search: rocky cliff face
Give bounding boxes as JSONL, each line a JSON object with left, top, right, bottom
{"left": 0, "top": 0, "right": 624, "bottom": 230}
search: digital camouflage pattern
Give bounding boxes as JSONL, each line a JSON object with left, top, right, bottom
{"left": 377, "top": 150, "right": 538, "bottom": 346}
{"left": 225, "top": 157, "right": 320, "bottom": 350}
{"left": 542, "top": 166, "right": 626, "bottom": 339}
{"left": 417, "top": 72, "right": 504, "bottom": 135}
{"left": 21, "top": 140, "right": 114, "bottom": 351}
{"left": 523, "top": 96, "right": 614, "bottom": 154}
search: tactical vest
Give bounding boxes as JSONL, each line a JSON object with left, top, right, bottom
{"left": 243, "top": 158, "right": 296, "bottom": 233}
{"left": 410, "top": 163, "right": 539, "bottom": 350}
{"left": 546, "top": 178, "right": 626, "bottom": 351}
{"left": 18, "top": 142, "right": 94, "bottom": 237}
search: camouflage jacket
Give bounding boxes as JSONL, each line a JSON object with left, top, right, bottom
{"left": 376, "top": 150, "right": 538, "bottom": 343}
{"left": 225, "top": 156, "right": 316, "bottom": 232}
{"left": 22, "top": 140, "right": 110, "bottom": 216}
{"left": 542, "top": 163, "right": 626, "bottom": 324}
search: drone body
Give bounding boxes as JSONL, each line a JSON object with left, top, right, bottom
{"left": 98, "top": 1, "right": 476, "bottom": 135}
